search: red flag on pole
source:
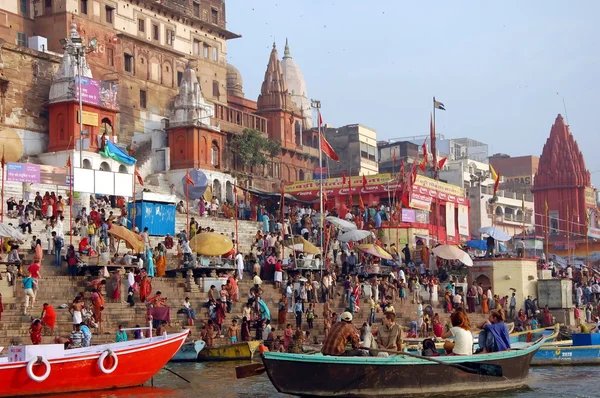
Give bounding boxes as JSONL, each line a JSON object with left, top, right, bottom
{"left": 359, "top": 193, "right": 365, "bottom": 211}
{"left": 318, "top": 111, "right": 323, "bottom": 127}
{"left": 437, "top": 157, "right": 447, "bottom": 169}
{"left": 362, "top": 174, "right": 367, "bottom": 189}
{"left": 419, "top": 141, "right": 428, "bottom": 172}
{"left": 134, "top": 167, "right": 144, "bottom": 186}
{"left": 410, "top": 161, "right": 418, "bottom": 185}
{"left": 320, "top": 135, "right": 339, "bottom": 161}
{"left": 66, "top": 155, "right": 71, "bottom": 168}
{"left": 342, "top": 172, "right": 346, "bottom": 185}
{"left": 185, "top": 170, "right": 195, "bottom": 186}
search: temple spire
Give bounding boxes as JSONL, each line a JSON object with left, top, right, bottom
{"left": 257, "top": 43, "right": 291, "bottom": 111}
{"left": 283, "top": 38, "right": 291, "bottom": 59}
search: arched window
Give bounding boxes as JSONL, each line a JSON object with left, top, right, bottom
{"left": 99, "top": 161, "right": 111, "bottom": 172}
{"left": 211, "top": 140, "right": 220, "bottom": 168}
{"left": 299, "top": 169, "right": 305, "bottom": 181}
{"left": 82, "top": 159, "right": 92, "bottom": 169}
{"left": 118, "top": 165, "right": 128, "bottom": 173}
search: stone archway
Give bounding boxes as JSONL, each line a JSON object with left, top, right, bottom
{"left": 213, "top": 179, "right": 222, "bottom": 201}
{"left": 475, "top": 274, "right": 492, "bottom": 292}
{"left": 225, "top": 181, "right": 233, "bottom": 203}
{"left": 99, "top": 161, "right": 111, "bottom": 172}
{"left": 118, "top": 164, "right": 128, "bottom": 173}
{"left": 83, "top": 159, "right": 92, "bottom": 169}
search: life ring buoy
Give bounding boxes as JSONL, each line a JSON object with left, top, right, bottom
{"left": 98, "top": 349, "right": 118, "bottom": 374}
{"left": 26, "top": 356, "right": 51, "bottom": 382}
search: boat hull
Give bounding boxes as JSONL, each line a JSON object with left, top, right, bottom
{"left": 197, "top": 341, "right": 261, "bottom": 361}
{"left": 0, "top": 330, "right": 188, "bottom": 397}
{"left": 170, "top": 340, "right": 206, "bottom": 362}
{"left": 532, "top": 344, "right": 600, "bottom": 366}
{"left": 262, "top": 341, "right": 542, "bottom": 397}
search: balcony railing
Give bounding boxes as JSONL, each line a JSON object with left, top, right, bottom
{"left": 214, "top": 103, "right": 267, "bottom": 135}
{"left": 488, "top": 213, "right": 532, "bottom": 224}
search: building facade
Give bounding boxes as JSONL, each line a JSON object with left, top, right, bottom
{"left": 324, "top": 124, "right": 379, "bottom": 178}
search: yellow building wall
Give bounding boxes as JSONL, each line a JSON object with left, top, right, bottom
{"left": 490, "top": 259, "right": 538, "bottom": 311}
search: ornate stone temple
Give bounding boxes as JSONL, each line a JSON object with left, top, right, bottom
{"left": 532, "top": 114, "right": 595, "bottom": 238}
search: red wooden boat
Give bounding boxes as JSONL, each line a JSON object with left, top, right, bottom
{"left": 0, "top": 329, "right": 188, "bottom": 397}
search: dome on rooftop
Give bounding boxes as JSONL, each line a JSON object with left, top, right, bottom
{"left": 280, "top": 39, "right": 311, "bottom": 127}
{"left": 226, "top": 63, "right": 244, "bottom": 98}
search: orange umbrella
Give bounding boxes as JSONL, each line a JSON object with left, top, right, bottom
{"left": 357, "top": 244, "right": 393, "bottom": 260}
{"left": 108, "top": 225, "right": 145, "bottom": 253}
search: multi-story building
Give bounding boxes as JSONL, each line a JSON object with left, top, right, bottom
{"left": 489, "top": 154, "right": 539, "bottom": 196}
{"left": 324, "top": 124, "right": 379, "bottom": 177}
{"left": 377, "top": 140, "right": 419, "bottom": 174}
{"left": 0, "top": 0, "right": 320, "bottom": 199}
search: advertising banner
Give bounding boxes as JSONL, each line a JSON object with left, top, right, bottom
{"left": 446, "top": 202, "right": 456, "bottom": 237}
{"left": 458, "top": 204, "right": 469, "bottom": 237}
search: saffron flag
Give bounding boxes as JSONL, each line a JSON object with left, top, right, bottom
{"left": 362, "top": 174, "right": 367, "bottom": 189}
{"left": 410, "top": 161, "right": 418, "bottom": 185}
{"left": 400, "top": 159, "right": 405, "bottom": 180}
{"left": 434, "top": 97, "right": 446, "bottom": 111}
{"left": 320, "top": 135, "right": 339, "bottom": 161}
{"left": 401, "top": 191, "right": 410, "bottom": 208}
{"left": 318, "top": 111, "right": 323, "bottom": 127}
{"left": 359, "top": 193, "right": 365, "bottom": 211}
{"left": 493, "top": 171, "right": 501, "bottom": 195}
{"left": 233, "top": 184, "right": 237, "bottom": 194}
{"left": 185, "top": 170, "right": 195, "bottom": 186}
{"left": 419, "top": 141, "right": 428, "bottom": 172}
{"left": 134, "top": 167, "right": 144, "bottom": 186}
{"left": 342, "top": 172, "right": 347, "bottom": 185}
{"left": 66, "top": 155, "right": 71, "bottom": 168}
{"left": 437, "top": 157, "right": 447, "bottom": 169}
{"left": 489, "top": 164, "right": 499, "bottom": 182}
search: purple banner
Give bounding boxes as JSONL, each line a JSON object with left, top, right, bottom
{"left": 6, "top": 163, "right": 40, "bottom": 183}
{"left": 401, "top": 208, "right": 416, "bottom": 223}
{"left": 75, "top": 76, "right": 100, "bottom": 105}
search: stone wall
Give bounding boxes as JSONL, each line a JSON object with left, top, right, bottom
{"left": 0, "top": 43, "right": 60, "bottom": 159}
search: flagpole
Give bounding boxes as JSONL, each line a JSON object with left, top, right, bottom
{"left": 186, "top": 171, "right": 190, "bottom": 237}
{"left": 68, "top": 156, "right": 73, "bottom": 245}
{"left": 132, "top": 167, "right": 137, "bottom": 230}
{"left": 566, "top": 205, "right": 570, "bottom": 265}
{"left": 280, "top": 184, "right": 285, "bottom": 260}
{"left": 312, "top": 100, "right": 324, "bottom": 276}
{"left": 234, "top": 185, "right": 239, "bottom": 252}
{"left": 1, "top": 146, "right": 4, "bottom": 224}
{"left": 586, "top": 215, "right": 590, "bottom": 268}
{"left": 545, "top": 199, "right": 549, "bottom": 263}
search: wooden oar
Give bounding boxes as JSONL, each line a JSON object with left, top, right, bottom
{"left": 235, "top": 350, "right": 320, "bottom": 379}
{"left": 361, "top": 347, "right": 503, "bottom": 377}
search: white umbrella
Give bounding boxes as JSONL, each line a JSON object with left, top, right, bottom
{"left": 478, "top": 226, "right": 511, "bottom": 242}
{"left": 325, "top": 216, "right": 357, "bottom": 231}
{"left": 432, "top": 245, "right": 473, "bottom": 267}
{"left": 0, "top": 222, "right": 25, "bottom": 241}
{"left": 337, "top": 229, "right": 371, "bottom": 243}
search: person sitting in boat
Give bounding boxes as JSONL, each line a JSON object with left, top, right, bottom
{"left": 476, "top": 309, "right": 511, "bottom": 353}
{"left": 322, "top": 311, "right": 366, "bottom": 357}
{"left": 441, "top": 311, "right": 473, "bottom": 356}
{"left": 375, "top": 312, "right": 403, "bottom": 352}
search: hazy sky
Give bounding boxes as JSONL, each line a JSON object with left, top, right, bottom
{"left": 226, "top": 1, "right": 600, "bottom": 186}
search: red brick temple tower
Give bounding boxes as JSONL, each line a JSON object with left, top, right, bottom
{"left": 532, "top": 114, "right": 593, "bottom": 239}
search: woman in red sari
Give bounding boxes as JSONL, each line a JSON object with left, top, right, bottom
{"left": 41, "top": 303, "right": 56, "bottom": 332}
{"left": 543, "top": 305, "right": 553, "bottom": 327}
{"left": 29, "top": 319, "right": 43, "bottom": 345}
{"left": 139, "top": 274, "right": 152, "bottom": 303}
{"left": 112, "top": 270, "right": 122, "bottom": 301}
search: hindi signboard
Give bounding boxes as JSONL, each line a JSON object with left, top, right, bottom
{"left": 75, "top": 77, "right": 119, "bottom": 111}
{"left": 7, "top": 162, "right": 71, "bottom": 186}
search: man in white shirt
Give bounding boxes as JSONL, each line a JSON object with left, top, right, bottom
{"left": 123, "top": 251, "right": 133, "bottom": 266}
{"left": 141, "top": 227, "right": 150, "bottom": 252}
{"left": 321, "top": 273, "right": 331, "bottom": 302}
{"left": 235, "top": 252, "right": 244, "bottom": 280}
{"left": 127, "top": 269, "right": 135, "bottom": 290}
{"left": 397, "top": 268, "right": 406, "bottom": 283}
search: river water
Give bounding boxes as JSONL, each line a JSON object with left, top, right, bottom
{"left": 70, "top": 362, "right": 596, "bottom": 398}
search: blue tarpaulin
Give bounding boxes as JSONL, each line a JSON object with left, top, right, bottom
{"left": 100, "top": 141, "right": 137, "bottom": 165}
{"left": 466, "top": 240, "right": 508, "bottom": 252}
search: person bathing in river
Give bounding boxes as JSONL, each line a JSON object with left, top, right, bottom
{"left": 476, "top": 309, "right": 511, "bottom": 353}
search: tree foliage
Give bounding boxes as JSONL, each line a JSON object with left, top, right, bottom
{"left": 233, "top": 128, "right": 281, "bottom": 167}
